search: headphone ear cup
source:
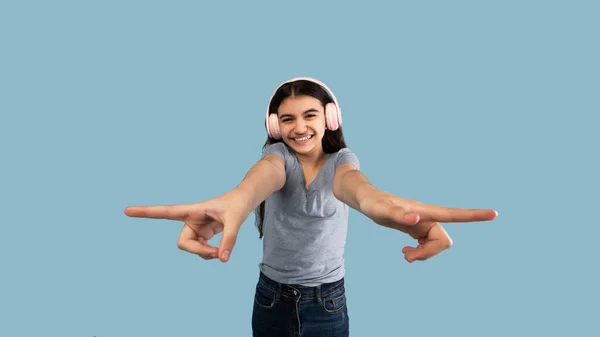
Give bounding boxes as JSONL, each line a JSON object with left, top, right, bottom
{"left": 325, "top": 103, "right": 341, "bottom": 131}
{"left": 268, "top": 113, "right": 281, "bottom": 139}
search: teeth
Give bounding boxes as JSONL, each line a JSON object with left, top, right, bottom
{"left": 295, "top": 135, "right": 312, "bottom": 141}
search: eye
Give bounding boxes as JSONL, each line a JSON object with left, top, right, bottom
{"left": 306, "top": 114, "right": 316, "bottom": 119}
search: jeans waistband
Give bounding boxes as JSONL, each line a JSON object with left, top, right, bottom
{"left": 258, "top": 271, "right": 345, "bottom": 302}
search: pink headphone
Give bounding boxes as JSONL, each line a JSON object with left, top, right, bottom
{"left": 265, "top": 77, "right": 342, "bottom": 139}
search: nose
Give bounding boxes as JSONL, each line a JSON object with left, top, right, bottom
{"left": 294, "top": 118, "right": 308, "bottom": 134}
{"left": 294, "top": 119, "right": 308, "bottom": 134}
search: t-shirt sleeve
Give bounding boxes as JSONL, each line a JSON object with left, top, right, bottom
{"left": 335, "top": 148, "right": 360, "bottom": 170}
{"left": 261, "top": 142, "right": 287, "bottom": 162}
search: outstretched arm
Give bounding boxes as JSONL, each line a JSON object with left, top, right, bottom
{"left": 332, "top": 164, "right": 377, "bottom": 212}
{"left": 234, "top": 154, "right": 286, "bottom": 213}
{"left": 125, "top": 154, "right": 286, "bottom": 262}
{"left": 333, "top": 163, "right": 497, "bottom": 262}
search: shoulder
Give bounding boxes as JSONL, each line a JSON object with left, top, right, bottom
{"left": 261, "top": 142, "right": 290, "bottom": 160}
{"left": 261, "top": 142, "right": 299, "bottom": 172}
{"left": 331, "top": 147, "right": 360, "bottom": 170}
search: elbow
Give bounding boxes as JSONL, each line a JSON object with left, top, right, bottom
{"left": 332, "top": 179, "right": 341, "bottom": 200}
{"left": 272, "top": 165, "right": 286, "bottom": 190}
{"left": 262, "top": 157, "right": 286, "bottom": 190}
{"left": 332, "top": 170, "right": 349, "bottom": 201}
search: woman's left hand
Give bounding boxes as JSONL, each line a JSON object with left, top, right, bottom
{"left": 358, "top": 190, "right": 497, "bottom": 262}
{"left": 400, "top": 221, "right": 452, "bottom": 263}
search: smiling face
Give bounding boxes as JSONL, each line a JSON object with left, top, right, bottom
{"left": 277, "top": 95, "right": 327, "bottom": 157}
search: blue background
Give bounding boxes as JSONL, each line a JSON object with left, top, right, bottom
{"left": 1, "top": 1, "right": 598, "bottom": 336}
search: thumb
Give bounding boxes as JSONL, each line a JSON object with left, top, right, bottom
{"left": 387, "top": 205, "right": 420, "bottom": 226}
{"left": 218, "top": 221, "right": 241, "bottom": 263}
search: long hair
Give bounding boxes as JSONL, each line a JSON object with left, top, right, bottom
{"left": 255, "top": 79, "right": 347, "bottom": 238}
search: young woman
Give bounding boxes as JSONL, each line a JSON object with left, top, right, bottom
{"left": 124, "top": 77, "right": 498, "bottom": 337}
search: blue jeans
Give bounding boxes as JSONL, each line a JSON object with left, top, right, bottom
{"left": 252, "top": 272, "right": 349, "bottom": 337}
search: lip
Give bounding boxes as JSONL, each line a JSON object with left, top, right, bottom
{"left": 291, "top": 134, "right": 314, "bottom": 144}
{"left": 291, "top": 134, "right": 313, "bottom": 140}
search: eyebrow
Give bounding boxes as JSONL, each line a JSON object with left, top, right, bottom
{"left": 279, "top": 108, "right": 319, "bottom": 119}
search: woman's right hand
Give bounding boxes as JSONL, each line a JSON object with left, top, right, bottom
{"left": 124, "top": 189, "right": 252, "bottom": 262}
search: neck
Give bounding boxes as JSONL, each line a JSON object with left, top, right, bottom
{"left": 294, "top": 148, "right": 326, "bottom": 168}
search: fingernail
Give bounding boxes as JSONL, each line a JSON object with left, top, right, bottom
{"left": 210, "top": 253, "right": 217, "bottom": 259}
{"left": 405, "top": 213, "right": 419, "bottom": 222}
{"left": 222, "top": 250, "right": 230, "bottom": 261}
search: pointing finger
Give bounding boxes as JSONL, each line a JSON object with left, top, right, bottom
{"left": 124, "top": 204, "right": 195, "bottom": 221}
{"left": 417, "top": 205, "right": 498, "bottom": 223}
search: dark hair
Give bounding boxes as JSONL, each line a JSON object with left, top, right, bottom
{"left": 255, "top": 80, "right": 347, "bottom": 238}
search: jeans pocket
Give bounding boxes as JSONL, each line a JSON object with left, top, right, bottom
{"left": 254, "top": 283, "right": 277, "bottom": 309}
{"left": 322, "top": 287, "right": 347, "bottom": 313}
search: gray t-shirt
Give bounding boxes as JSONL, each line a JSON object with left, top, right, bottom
{"left": 258, "top": 142, "right": 360, "bottom": 286}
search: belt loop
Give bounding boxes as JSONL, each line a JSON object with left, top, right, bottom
{"left": 276, "top": 282, "right": 282, "bottom": 300}
{"left": 316, "top": 285, "right": 322, "bottom": 304}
